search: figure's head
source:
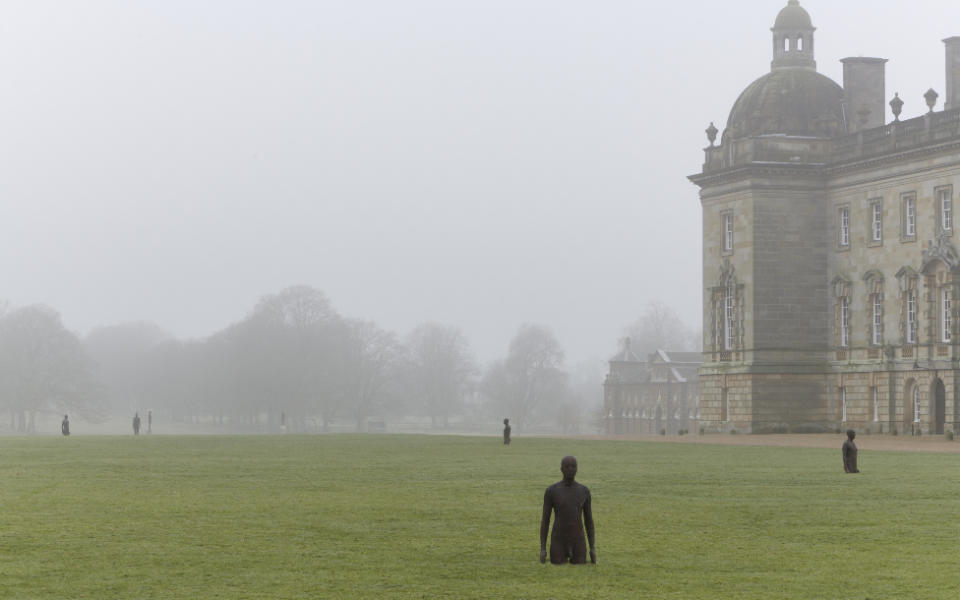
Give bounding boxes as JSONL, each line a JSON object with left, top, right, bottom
{"left": 560, "top": 456, "right": 578, "bottom": 482}
{"left": 503, "top": 418, "right": 509, "bottom": 425}
{"left": 847, "top": 428, "right": 856, "bottom": 440}
{"left": 64, "top": 414, "right": 68, "bottom": 419}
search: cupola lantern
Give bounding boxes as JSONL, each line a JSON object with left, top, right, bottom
{"left": 771, "top": 0, "right": 816, "bottom": 72}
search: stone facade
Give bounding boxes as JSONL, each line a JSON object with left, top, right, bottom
{"left": 690, "top": 1, "right": 960, "bottom": 434}
{"left": 602, "top": 342, "right": 700, "bottom": 435}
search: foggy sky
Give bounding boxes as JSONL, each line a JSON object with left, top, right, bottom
{"left": 2, "top": 1, "right": 959, "bottom": 367}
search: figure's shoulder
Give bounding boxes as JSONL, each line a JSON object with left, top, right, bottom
{"left": 577, "top": 482, "right": 591, "bottom": 496}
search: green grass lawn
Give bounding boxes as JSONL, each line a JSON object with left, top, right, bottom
{"left": 0, "top": 434, "right": 958, "bottom": 599}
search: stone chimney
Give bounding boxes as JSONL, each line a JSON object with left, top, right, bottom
{"left": 945, "top": 37, "right": 960, "bottom": 111}
{"left": 841, "top": 57, "right": 887, "bottom": 132}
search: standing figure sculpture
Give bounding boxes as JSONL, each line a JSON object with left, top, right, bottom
{"left": 133, "top": 413, "right": 141, "bottom": 435}
{"left": 540, "top": 455, "right": 596, "bottom": 564}
{"left": 503, "top": 418, "right": 511, "bottom": 445}
{"left": 842, "top": 429, "right": 859, "bottom": 473}
{"left": 61, "top": 415, "right": 70, "bottom": 436}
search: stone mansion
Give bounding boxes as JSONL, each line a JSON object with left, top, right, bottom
{"left": 690, "top": 1, "right": 960, "bottom": 434}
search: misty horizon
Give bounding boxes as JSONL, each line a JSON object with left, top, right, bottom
{"left": 3, "top": 1, "right": 960, "bottom": 366}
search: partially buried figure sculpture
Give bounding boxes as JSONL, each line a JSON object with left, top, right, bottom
{"left": 540, "top": 455, "right": 596, "bottom": 564}
{"left": 842, "top": 429, "right": 859, "bottom": 473}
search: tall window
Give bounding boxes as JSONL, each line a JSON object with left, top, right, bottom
{"left": 873, "top": 387, "right": 879, "bottom": 422}
{"left": 872, "top": 294, "right": 883, "bottom": 345}
{"left": 723, "top": 212, "right": 734, "bottom": 252}
{"left": 713, "top": 307, "right": 722, "bottom": 352}
{"left": 906, "top": 289, "right": 917, "bottom": 344}
{"left": 724, "top": 285, "right": 735, "bottom": 350}
{"left": 839, "top": 207, "right": 850, "bottom": 247}
{"left": 913, "top": 386, "right": 920, "bottom": 423}
{"left": 903, "top": 193, "right": 916, "bottom": 238}
{"left": 841, "top": 387, "right": 847, "bottom": 422}
{"left": 871, "top": 201, "right": 883, "bottom": 242}
{"left": 840, "top": 296, "right": 850, "bottom": 347}
{"left": 720, "top": 388, "right": 729, "bottom": 422}
{"left": 939, "top": 188, "right": 953, "bottom": 233}
{"left": 943, "top": 288, "right": 952, "bottom": 342}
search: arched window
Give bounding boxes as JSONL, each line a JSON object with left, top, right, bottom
{"left": 942, "top": 288, "right": 952, "bottom": 342}
{"left": 872, "top": 293, "right": 883, "bottom": 345}
{"left": 797, "top": 36, "right": 804, "bottom": 51}
{"left": 863, "top": 271, "right": 885, "bottom": 347}
{"left": 873, "top": 387, "right": 879, "bottom": 422}
{"left": 913, "top": 386, "right": 921, "bottom": 423}
{"left": 724, "top": 284, "right": 735, "bottom": 350}
{"left": 896, "top": 267, "right": 919, "bottom": 346}
{"left": 712, "top": 260, "right": 742, "bottom": 356}
{"left": 840, "top": 297, "right": 850, "bottom": 346}
{"left": 907, "top": 288, "right": 917, "bottom": 343}
{"left": 833, "top": 276, "right": 852, "bottom": 350}
{"left": 841, "top": 387, "right": 847, "bottom": 422}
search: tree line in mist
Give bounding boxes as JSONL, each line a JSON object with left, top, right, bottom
{"left": 0, "top": 286, "right": 698, "bottom": 434}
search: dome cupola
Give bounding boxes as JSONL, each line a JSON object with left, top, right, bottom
{"left": 720, "top": 0, "right": 842, "bottom": 140}
{"left": 771, "top": 0, "right": 816, "bottom": 71}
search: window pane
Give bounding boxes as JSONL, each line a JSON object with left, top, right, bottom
{"left": 840, "top": 297, "right": 849, "bottom": 347}
{"left": 872, "top": 203, "right": 882, "bottom": 241}
{"left": 906, "top": 197, "right": 915, "bottom": 236}
{"left": 907, "top": 290, "right": 916, "bottom": 344}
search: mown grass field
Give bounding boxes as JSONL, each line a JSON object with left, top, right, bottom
{"left": 1, "top": 434, "right": 959, "bottom": 599}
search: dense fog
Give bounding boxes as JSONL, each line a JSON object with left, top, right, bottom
{"left": 2, "top": 1, "right": 958, "bottom": 433}
{"left": 0, "top": 288, "right": 697, "bottom": 434}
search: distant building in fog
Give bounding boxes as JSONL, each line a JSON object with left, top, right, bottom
{"left": 690, "top": 1, "right": 960, "bottom": 434}
{"left": 602, "top": 339, "right": 700, "bottom": 435}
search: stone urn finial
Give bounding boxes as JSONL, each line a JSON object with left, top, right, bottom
{"left": 890, "top": 93, "right": 903, "bottom": 121}
{"left": 924, "top": 88, "right": 939, "bottom": 113}
{"left": 705, "top": 122, "right": 718, "bottom": 147}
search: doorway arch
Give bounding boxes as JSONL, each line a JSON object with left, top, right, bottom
{"left": 933, "top": 379, "right": 946, "bottom": 435}
{"left": 903, "top": 378, "right": 917, "bottom": 433}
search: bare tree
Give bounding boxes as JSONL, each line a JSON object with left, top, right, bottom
{"left": 481, "top": 324, "right": 567, "bottom": 430}
{"left": 84, "top": 321, "right": 168, "bottom": 413}
{"left": 0, "top": 305, "right": 104, "bottom": 432}
{"left": 253, "top": 285, "right": 337, "bottom": 329}
{"left": 623, "top": 301, "right": 698, "bottom": 358}
{"left": 340, "top": 319, "right": 401, "bottom": 431}
{"left": 404, "top": 322, "right": 477, "bottom": 428}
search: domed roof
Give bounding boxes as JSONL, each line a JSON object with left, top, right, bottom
{"left": 774, "top": 0, "right": 813, "bottom": 30}
{"left": 725, "top": 68, "right": 843, "bottom": 139}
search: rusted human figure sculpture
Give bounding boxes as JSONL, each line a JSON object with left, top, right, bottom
{"left": 540, "top": 456, "right": 596, "bottom": 564}
{"left": 503, "top": 418, "right": 511, "bottom": 445}
{"left": 842, "top": 429, "right": 859, "bottom": 473}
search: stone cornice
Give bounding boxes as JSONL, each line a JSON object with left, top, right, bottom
{"left": 689, "top": 164, "right": 828, "bottom": 195}
{"left": 827, "top": 138, "right": 960, "bottom": 177}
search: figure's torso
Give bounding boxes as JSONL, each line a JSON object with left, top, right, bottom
{"left": 546, "top": 481, "right": 590, "bottom": 538}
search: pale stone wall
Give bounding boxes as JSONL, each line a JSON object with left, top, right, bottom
{"left": 691, "top": 7, "right": 960, "bottom": 436}
{"left": 828, "top": 369, "right": 960, "bottom": 435}
{"left": 603, "top": 379, "right": 700, "bottom": 435}
{"left": 751, "top": 188, "right": 830, "bottom": 360}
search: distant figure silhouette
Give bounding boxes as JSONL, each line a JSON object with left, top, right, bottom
{"left": 503, "top": 418, "right": 511, "bottom": 445}
{"left": 540, "top": 456, "right": 596, "bottom": 564}
{"left": 147, "top": 410, "right": 152, "bottom": 434}
{"left": 133, "top": 413, "right": 141, "bottom": 435}
{"left": 61, "top": 415, "right": 70, "bottom": 436}
{"left": 842, "top": 429, "right": 859, "bottom": 473}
